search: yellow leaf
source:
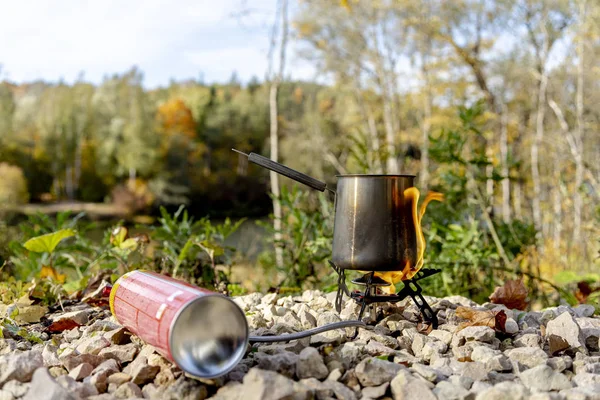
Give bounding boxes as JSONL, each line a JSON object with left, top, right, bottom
{"left": 41, "top": 265, "right": 67, "bottom": 284}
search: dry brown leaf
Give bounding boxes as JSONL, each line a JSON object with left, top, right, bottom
{"left": 417, "top": 321, "right": 434, "bottom": 334}
{"left": 489, "top": 279, "right": 529, "bottom": 310}
{"left": 46, "top": 319, "right": 82, "bottom": 333}
{"left": 455, "top": 306, "right": 508, "bottom": 333}
{"left": 548, "top": 334, "right": 569, "bottom": 355}
{"left": 456, "top": 306, "right": 496, "bottom": 329}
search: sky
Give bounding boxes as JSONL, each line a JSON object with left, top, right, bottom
{"left": 0, "top": 0, "right": 316, "bottom": 88}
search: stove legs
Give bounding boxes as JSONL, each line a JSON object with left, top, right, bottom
{"left": 328, "top": 261, "right": 440, "bottom": 330}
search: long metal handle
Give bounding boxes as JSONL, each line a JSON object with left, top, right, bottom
{"left": 233, "top": 149, "right": 327, "bottom": 192}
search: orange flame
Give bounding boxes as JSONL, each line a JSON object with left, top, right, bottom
{"left": 375, "top": 188, "right": 444, "bottom": 294}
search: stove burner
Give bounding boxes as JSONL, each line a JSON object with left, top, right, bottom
{"left": 329, "top": 261, "right": 440, "bottom": 331}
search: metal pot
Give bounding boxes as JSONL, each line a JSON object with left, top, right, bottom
{"left": 233, "top": 149, "right": 417, "bottom": 272}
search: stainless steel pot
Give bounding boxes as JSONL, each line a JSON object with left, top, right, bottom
{"left": 233, "top": 149, "right": 417, "bottom": 272}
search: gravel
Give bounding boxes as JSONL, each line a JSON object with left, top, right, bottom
{"left": 0, "top": 290, "right": 599, "bottom": 399}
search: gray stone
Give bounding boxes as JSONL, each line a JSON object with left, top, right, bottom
{"left": 0, "top": 350, "right": 43, "bottom": 386}
{"left": 51, "top": 310, "right": 91, "bottom": 326}
{"left": 255, "top": 351, "right": 298, "bottom": 379}
{"left": 61, "top": 353, "right": 104, "bottom": 372}
{"left": 504, "top": 318, "right": 519, "bottom": 334}
{"left": 422, "top": 340, "right": 448, "bottom": 362}
{"left": 411, "top": 333, "right": 429, "bottom": 358}
{"left": 41, "top": 344, "right": 61, "bottom": 367}
{"left": 506, "top": 347, "right": 548, "bottom": 369}
{"left": 296, "top": 347, "right": 328, "bottom": 380}
{"left": 75, "top": 336, "right": 111, "bottom": 355}
{"left": 122, "top": 355, "right": 159, "bottom": 386}
{"left": 364, "top": 340, "right": 398, "bottom": 357}
{"left": 103, "top": 328, "right": 130, "bottom": 345}
{"left": 546, "top": 312, "right": 587, "bottom": 353}
{"left": 470, "top": 346, "right": 500, "bottom": 363}
{"left": 0, "top": 340, "right": 18, "bottom": 356}
{"left": 107, "top": 373, "right": 131, "bottom": 386}
{"left": 113, "top": 382, "right": 142, "bottom": 399}
{"left": 455, "top": 326, "right": 496, "bottom": 344}
{"left": 98, "top": 343, "right": 138, "bottom": 363}
{"left": 240, "top": 368, "right": 312, "bottom": 400}
{"left": 391, "top": 370, "right": 436, "bottom": 400}
{"left": 63, "top": 328, "right": 81, "bottom": 341}
{"left": 358, "top": 329, "right": 399, "bottom": 349}
{"left": 68, "top": 362, "right": 93, "bottom": 381}
{"left": 470, "top": 381, "right": 492, "bottom": 393}
{"left": 519, "top": 364, "right": 572, "bottom": 391}
{"left": 560, "top": 387, "right": 600, "bottom": 400}
{"left": 514, "top": 333, "right": 542, "bottom": 348}
{"left": 1, "top": 380, "right": 29, "bottom": 398}
{"left": 449, "top": 375, "right": 474, "bottom": 390}
{"left": 474, "top": 381, "right": 529, "bottom": 400}
{"left": 573, "top": 305, "right": 595, "bottom": 318}
{"left": 327, "top": 368, "right": 343, "bottom": 382}
{"left": 362, "top": 382, "right": 389, "bottom": 399}
{"left": 528, "top": 394, "right": 565, "bottom": 400}
{"left": 355, "top": 357, "right": 404, "bottom": 387}
{"left": 430, "top": 329, "right": 453, "bottom": 345}
{"left": 460, "top": 361, "right": 489, "bottom": 382}
{"left": 22, "top": 368, "right": 76, "bottom": 400}
{"left": 411, "top": 363, "right": 440, "bottom": 382}
{"left": 322, "top": 379, "right": 357, "bottom": 400}
{"left": 56, "top": 375, "right": 99, "bottom": 398}
{"left": 160, "top": 376, "right": 208, "bottom": 400}
{"left": 298, "top": 377, "right": 334, "bottom": 399}
{"left": 546, "top": 356, "right": 573, "bottom": 372}
{"left": 433, "top": 381, "right": 471, "bottom": 400}
{"left": 336, "top": 342, "right": 362, "bottom": 369}
{"left": 311, "top": 312, "right": 345, "bottom": 344}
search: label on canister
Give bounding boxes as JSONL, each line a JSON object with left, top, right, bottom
{"left": 109, "top": 270, "right": 249, "bottom": 378}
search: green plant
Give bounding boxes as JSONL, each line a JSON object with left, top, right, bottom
{"left": 422, "top": 101, "right": 542, "bottom": 304}
{"left": 258, "top": 185, "right": 334, "bottom": 289}
{"left": 151, "top": 205, "right": 245, "bottom": 292}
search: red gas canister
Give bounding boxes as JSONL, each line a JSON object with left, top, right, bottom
{"left": 109, "top": 270, "right": 248, "bottom": 379}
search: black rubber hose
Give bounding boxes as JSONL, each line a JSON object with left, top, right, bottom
{"left": 248, "top": 320, "right": 366, "bottom": 343}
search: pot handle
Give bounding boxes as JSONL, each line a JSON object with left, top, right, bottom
{"left": 233, "top": 149, "right": 327, "bottom": 192}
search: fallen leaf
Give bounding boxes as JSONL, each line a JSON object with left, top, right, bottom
{"left": 489, "top": 279, "right": 529, "bottom": 310}
{"left": 82, "top": 280, "right": 112, "bottom": 308}
{"left": 456, "top": 306, "right": 496, "bottom": 330}
{"left": 46, "top": 319, "right": 81, "bottom": 333}
{"left": 417, "top": 321, "right": 434, "bottom": 334}
{"left": 12, "top": 305, "right": 48, "bottom": 324}
{"left": 455, "top": 306, "right": 508, "bottom": 333}
{"left": 494, "top": 310, "right": 507, "bottom": 332}
{"left": 548, "top": 334, "right": 569, "bottom": 355}
{"left": 41, "top": 265, "right": 67, "bottom": 284}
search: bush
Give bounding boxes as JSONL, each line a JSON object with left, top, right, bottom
{"left": 0, "top": 163, "right": 29, "bottom": 205}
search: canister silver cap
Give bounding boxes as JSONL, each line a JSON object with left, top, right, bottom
{"left": 169, "top": 295, "right": 248, "bottom": 378}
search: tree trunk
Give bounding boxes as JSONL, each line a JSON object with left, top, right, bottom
{"left": 552, "top": 160, "right": 562, "bottom": 252}
{"left": 531, "top": 71, "right": 548, "bottom": 242}
{"left": 513, "top": 180, "right": 523, "bottom": 220}
{"left": 269, "top": 83, "right": 283, "bottom": 269}
{"left": 500, "top": 104, "right": 510, "bottom": 223}
{"left": 269, "top": 0, "right": 288, "bottom": 270}
{"left": 419, "top": 60, "right": 432, "bottom": 192}
{"left": 573, "top": 0, "right": 586, "bottom": 244}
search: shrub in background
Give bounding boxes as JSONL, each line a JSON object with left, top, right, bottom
{"left": 0, "top": 163, "right": 29, "bottom": 205}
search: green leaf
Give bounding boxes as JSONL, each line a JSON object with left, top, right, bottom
{"left": 23, "top": 229, "right": 76, "bottom": 254}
